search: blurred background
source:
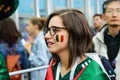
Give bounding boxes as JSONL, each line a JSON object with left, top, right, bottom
{"left": 10, "top": 0, "right": 106, "bottom": 35}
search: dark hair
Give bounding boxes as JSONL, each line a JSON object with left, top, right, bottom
{"left": 29, "top": 17, "right": 46, "bottom": 30}
{"left": 93, "top": 14, "right": 103, "bottom": 19}
{"left": 0, "top": 18, "right": 22, "bottom": 45}
{"left": 103, "top": 0, "right": 120, "bottom": 13}
{"left": 45, "top": 9, "right": 92, "bottom": 68}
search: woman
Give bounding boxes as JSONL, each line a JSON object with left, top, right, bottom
{"left": 0, "top": 18, "right": 28, "bottom": 78}
{"left": 25, "top": 17, "right": 51, "bottom": 80}
{"left": 44, "top": 9, "right": 110, "bottom": 80}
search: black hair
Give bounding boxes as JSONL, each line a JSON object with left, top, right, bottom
{"left": 93, "top": 14, "right": 103, "bottom": 19}
{"left": 103, "top": 0, "right": 120, "bottom": 13}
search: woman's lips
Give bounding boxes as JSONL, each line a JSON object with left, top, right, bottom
{"left": 47, "top": 41, "right": 54, "bottom": 47}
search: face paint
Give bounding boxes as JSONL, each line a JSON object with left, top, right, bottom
{"left": 56, "top": 35, "right": 64, "bottom": 42}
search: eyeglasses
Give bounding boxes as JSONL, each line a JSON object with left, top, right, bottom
{"left": 106, "top": 9, "right": 120, "bottom": 14}
{"left": 44, "top": 26, "right": 67, "bottom": 36}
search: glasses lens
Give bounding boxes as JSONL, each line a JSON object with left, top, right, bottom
{"left": 43, "top": 27, "right": 49, "bottom": 35}
{"left": 43, "top": 27, "right": 56, "bottom": 36}
{"left": 44, "top": 26, "right": 66, "bottom": 36}
{"left": 50, "top": 27, "right": 56, "bottom": 36}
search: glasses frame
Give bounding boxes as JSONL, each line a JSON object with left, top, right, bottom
{"left": 44, "top": 26, "right": 67, "bottom": 36}
{"left": 105, "top": 9, "right": 120, "bottom": 14}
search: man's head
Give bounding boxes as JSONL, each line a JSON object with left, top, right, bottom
{"left": 93, "top": 14, "right": 104, "bottom": 32}
{"left": 103, "top": 0, "right": 120, "bottom": 27}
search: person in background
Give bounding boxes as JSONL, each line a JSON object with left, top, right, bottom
{"left": 25, "top": 17, "right": 47, "bottom": 45}
{"left": 24, "top": 17, "right": 51, "bottom": 80}
{"left": 0, "top": 18, "right": 29, "bottom": 80}
{"left": 0, "top": 0, "right": 19, "bottom": 80}
{"left": 93, "top": 0, "right": 120, "bottom": 80}
{"left": 23, "top": 23, "right": 34, "bottom": 49}
{"left": 44, "top": 9, "right": 109, "bottom": 80}
{"left": 0, "top": 18, "right": 28, "bottom": 69}
{"left": 93, "top": 14, "right": 105, "bottom": 33}
{"left": 88, "top": 14, "right": 105, "bottom": 52}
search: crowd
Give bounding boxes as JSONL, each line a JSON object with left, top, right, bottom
{"left": 0, "top": 0, "right": 120, "bottom": 80}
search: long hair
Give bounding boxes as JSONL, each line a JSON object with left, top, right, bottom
{"left": 45, "top": 9, "right": 92, "bottom": 68}
{"left": 0, "top": 18, "right": 21, "bottom": 45}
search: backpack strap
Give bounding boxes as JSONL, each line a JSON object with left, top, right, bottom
{"left": 2, "top": 42, "right": 18, "bottom": 55}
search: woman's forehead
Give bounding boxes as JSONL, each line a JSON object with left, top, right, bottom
{"left": 49, "top": 16, "right": 64, "bottom": 27}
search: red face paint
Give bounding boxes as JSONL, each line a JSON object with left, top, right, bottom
{"left": 56, "top": 35, "right": 64, "bottom": 42}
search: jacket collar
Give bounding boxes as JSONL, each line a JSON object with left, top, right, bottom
{"left": 95, "top": 26, "right": 107, "bottom": 43}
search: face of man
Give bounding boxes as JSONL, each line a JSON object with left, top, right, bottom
{"left": 93, "top": 16, "right": 103, "bottom": 31}
{"left": 104, "top": 1, "right": 120, "bottom": 27}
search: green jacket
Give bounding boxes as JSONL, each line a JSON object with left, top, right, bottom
{"left": 53, "top": 57, "right": 109, "bottom": 80}
{"left": 78, "top": 58, "right": 109, "bottom": 80}
{"left": 0, "top": 53, "right": 10, "bottom": 80}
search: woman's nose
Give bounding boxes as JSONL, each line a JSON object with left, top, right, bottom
{"left": 44, "top": 31, "right": 51, "bottom": 39}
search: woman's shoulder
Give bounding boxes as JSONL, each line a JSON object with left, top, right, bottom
{"left": 0, "top": 42, "right": 8, "bottom": 52}
{"left": 77, "top": 57, "right": 109, "bottom": 80}
{"left": 16, "top": 40, "right": 26, "bottom": 51}
{"left": 0, "top": 42, "right": 4, "bottom": 48}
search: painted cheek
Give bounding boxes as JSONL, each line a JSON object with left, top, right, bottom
{"left": 56, "top": 35, "right": 64, "bottom": 42}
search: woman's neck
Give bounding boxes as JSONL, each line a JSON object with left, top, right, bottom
{"left": 59, "top": 51, "right": 69, "bottom": 69}
{"left": 58, "top": 51, "right": 86, "bottom": 77}
{"left": 33, "top": 30, "right": 41, "bottom": 38}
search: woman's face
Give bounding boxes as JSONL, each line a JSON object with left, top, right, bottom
{"left": 44, "top": 16, "right": 69, "bottom": 54}
{"left": 27, "top": 21, "right": 36, "bottom": 35}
